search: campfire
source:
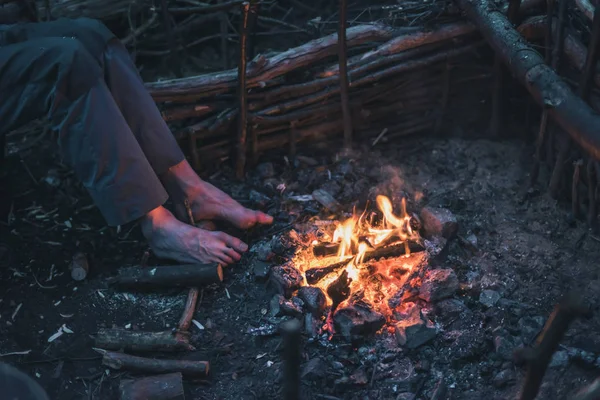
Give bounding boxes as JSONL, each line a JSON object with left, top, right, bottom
{"left": 267, "top": 194, "right": 453, "bottom": 343}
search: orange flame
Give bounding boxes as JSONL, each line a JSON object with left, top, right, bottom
{"left": 296, "top": 195, "right": 423, "bottom": 323}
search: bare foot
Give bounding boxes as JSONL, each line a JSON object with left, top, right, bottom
{"left": 162, "top": 160, "right": 274, "bottom": 229}
{"left": 140, "top": 206, "right": 248, "bottom": 265}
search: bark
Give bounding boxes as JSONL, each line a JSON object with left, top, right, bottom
{"left": 119, "top": 373, "right": 185, "bottom": 400}
{"left": 456, "top": 0, "right": 600, "bottom": 160}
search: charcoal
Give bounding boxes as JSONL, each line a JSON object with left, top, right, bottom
{"left": 327, "top": 270, "right": 352, "bottom": 309}
{"left": 493, "top": 330, "right": 521, "bottom": 360}
{"left": 418, "top": 269, "right": 459, "bottom": 302}
{"left": 270, "top": 234, "right": 297, "bottom": 256}
{"left": 269, "top": 263, "right": 303, "bottom": 298}
{"left": 270, "top": 294, "right": 303, "bottom": 318}
{"left": 297, "top": 287, "right": 326, "bottom": 315}
{"left": 249, "top": 190, "right": 271, "bottom": 207}
{"left": 304, "top": 313, "right": 323, "bottom": 338}
{"left": 493, "top": 369, "right": 516, "bottom": 388}
{"left": 420, "top": 207, "right": 458, "bottom": 239}
{"left": 333, "top": 302, "right": 386, "bottom": 342}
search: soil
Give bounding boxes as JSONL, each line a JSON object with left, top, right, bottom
{"left": 2, "top": 121, "right": 600, "bottom": 400}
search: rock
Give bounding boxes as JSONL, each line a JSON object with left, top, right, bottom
{"left": 395, "top": 309, "right": 437, "bottom": 349}
{"left": 434, "top": 299, "right": 470, "bottom": 325}
{"left": 420, "top": 207, "right": 458, "bottom": 239}
{"left": 494, "top": 331, "right": 519, "bottom": 361}
{"left": 333, "top": 303, "right": 386, "bottom": 342}
{"left": 301, "top": 357, "right": 326, "bottom": 381}
{"left": 492, "top": 369, "right": 516, "bottom": 388}
{"left": 297, "top": 287, "right": 326, "bottom": 315}
{"left": 251, "top": 241, "right": 273, "bottom": 261}
{"left": 479, "top": 290, "right": 501, "bottom": 308}
{"left": 269, "top": 295, "right": 285, "bottom": 317}
{"left": 549, "top": 350, "right": 569, "bottom": 368}
{"left": 256, "top": 162, "right": 275, "bottom": 178}
{"left": 518, "top": 316, "right": 545, "bottom": 344}
{"left": 251, "top": 260, "right": 271, "bottom": 281}
{"left": 418, "top": 269, "right": 459, "bottom": 302}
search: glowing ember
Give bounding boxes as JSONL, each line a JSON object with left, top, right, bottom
{"left": 292, "top": 195, "right": 427, "bottom": 334}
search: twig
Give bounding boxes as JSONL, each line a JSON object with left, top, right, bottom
{"left": 121, "top": 12, "right": 158, "bottom": 46}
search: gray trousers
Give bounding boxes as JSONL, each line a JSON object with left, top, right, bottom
{"left": 0, "top": 18, "right": 185, "bottom": 226}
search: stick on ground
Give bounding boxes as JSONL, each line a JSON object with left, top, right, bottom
{"left": 97, "top": 349, "right": 209, "bottom": 378}
{"left": 108, "top": 264, "right": 223, "bottom": 290}
{"left": 95, "top": 329, "right": 195, "bottom": 352}
{"left": 119, "top": 372, "right": 185, "bottom": 400}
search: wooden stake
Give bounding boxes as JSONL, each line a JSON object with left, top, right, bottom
{"left": 338, "top": 0, "right": 353, "bottom": 148}
{"left": 235, "top": 2, "right": 251, "bottom": 179}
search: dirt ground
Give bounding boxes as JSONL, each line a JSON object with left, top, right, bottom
{"left": 2, "top": 126, "right": 600, "bottom": 399}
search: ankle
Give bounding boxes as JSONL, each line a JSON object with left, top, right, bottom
{"left": 162, "top": 160, "right": 201, "bottom": 196}
{"left": 141, "top": 205, "right": 171, "bottom": 236}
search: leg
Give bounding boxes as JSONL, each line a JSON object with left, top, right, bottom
{"left": 0, "top": 37, "right": 168, "bottom": 227}
{"left": 1, "top": 19, "right": 273, "bottom": 231}
{"left": 0, "top": 18, "right": 185, "bottom": 175}
{"left": 0, "top": 38, "right": 248, "bottom": 264}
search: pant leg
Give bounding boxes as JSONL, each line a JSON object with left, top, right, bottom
{"left": 0, "top": 18, "right": 186, "bottom": 176}
{"left": 0, "top": 37, "right": 168, "bottom": 226}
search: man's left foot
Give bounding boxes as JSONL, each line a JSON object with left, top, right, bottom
{"left": 163, "top": 160, "right": 274, "bottom": 229}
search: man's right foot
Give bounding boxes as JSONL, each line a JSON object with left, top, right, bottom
{"left": 140, "top": 206, "right": 248, "bottom": 265}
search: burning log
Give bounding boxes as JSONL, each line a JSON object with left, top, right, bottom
{"left": 297, "top": 287, "right": 327, "bottom": 315}
{"left": 307, "top": 246, "right": 426, "bottom": 285}
{"left": 96, "top": 349, "right": 209, "bottom": 378}
{"left": 312, "top": 240, "right": 425, "bottom": 259}
{"left": 305, "top": 259, "right": 351, "bottom": 285}
{"left": 119, "top": 373, "right": 184, "bottom": 400}
{"left": 327, "top": 270, "right": 352, "bottom": 309}
{"left": 455, "top": 0, "right": 600, "bottom": 160}
{"left": 95, "top": 329, "right": 195, "bottom": 352}
{"left": 269, "top": 263, "right": 303, "bottom": 298}
{"left": 108, "top": 264, "right": 223, "bottom": 290}
{"left": 333, "top": 301, "right": 386, "bottom": 342}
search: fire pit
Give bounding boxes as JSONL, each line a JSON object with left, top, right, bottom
{"left": 258, "top": 192, "right": 460, "bottom": 344}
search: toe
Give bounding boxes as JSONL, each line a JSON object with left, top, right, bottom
{"left": 256, "top": 211, "right": 273, "bottom": 225}
{"left": 224, "top": 247, "right": 242, "bottom": 262}
{"left": 216, "top": 232, "right": 248, "bottom": 252}
{"left": 218, "top": 254, "right": 235, "bottom": 265}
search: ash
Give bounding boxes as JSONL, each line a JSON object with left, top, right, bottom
{"left": 2, "top": 137, "right": 600, "bottom": 399}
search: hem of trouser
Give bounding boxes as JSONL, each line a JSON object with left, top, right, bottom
{"left": 87, "top": 180, "right": 169, "bottom": 227}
